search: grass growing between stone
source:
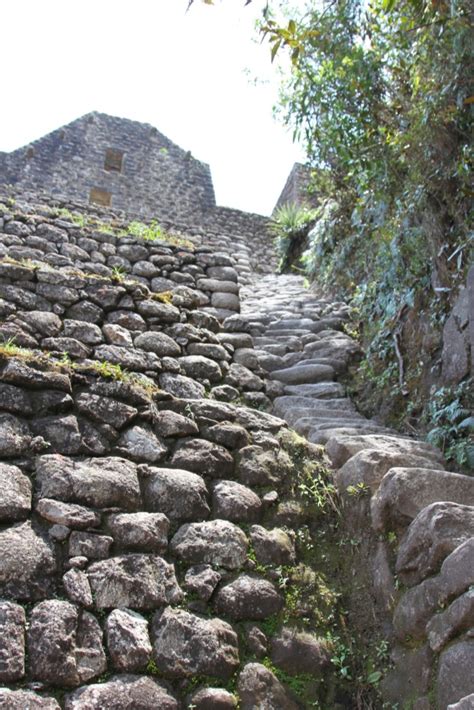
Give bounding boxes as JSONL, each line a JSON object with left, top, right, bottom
{"left": 265, "top": 429, "right": 393, "bottom": 709}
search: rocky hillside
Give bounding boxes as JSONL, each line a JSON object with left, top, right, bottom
{"left": 0, "top": 192, "right": 473, "bottom": 709}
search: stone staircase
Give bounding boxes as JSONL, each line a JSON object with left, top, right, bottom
{"left": 236, "top": 272, "right": 474, "bottom": 710}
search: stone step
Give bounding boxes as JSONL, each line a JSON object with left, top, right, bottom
{"left": 283, "top": 383, "right": 346, "bottom": 399}
{"left": 270, "top": 363, "right": 335, "bottom": 385}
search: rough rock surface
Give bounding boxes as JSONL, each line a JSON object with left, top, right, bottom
{"left": 151, "top": 607, "right": 239, "bottom": 678}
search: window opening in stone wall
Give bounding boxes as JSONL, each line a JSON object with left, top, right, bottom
{"left": 104, "top": 148, "right": 124, "bottom": 173}
{"left": 89, "top": 187, "right": 112, "bottom": 207}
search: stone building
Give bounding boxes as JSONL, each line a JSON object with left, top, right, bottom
{"left": 273, "top": 162, "right": 319, "bottom": 214}
{"left": 0, "top": 112, "right": 216, "bottom": 223}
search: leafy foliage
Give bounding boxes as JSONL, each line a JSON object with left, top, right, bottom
{"left": 263, "top": 0, "right": 473, "bottom": 430}
{"left": 269, "top": 203, "right": 317, "bottom": 271}
{"left": 424, "top": 380, "right": 474, "bottom": 470}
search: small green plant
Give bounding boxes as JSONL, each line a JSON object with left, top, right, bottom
{"left": 346, "top": 482, "right": 371, "bottom": 498}
{"left": 269, "top": 203, "right": 317, "bottom": 273}
{"left": 110, "top": 265, "right": 127, "bottom": 282}
{"left": 424, "top": 380, "right": 474, "bottom": 470}
{"left": 127, "top": 219, "right": 166, "bottom": 242}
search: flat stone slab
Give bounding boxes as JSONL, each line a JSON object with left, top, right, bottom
{"left": 270, "top": 363, "right": 334, "bottom": 384}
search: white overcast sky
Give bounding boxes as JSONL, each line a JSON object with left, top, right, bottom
{"left": 0, "top": 0, "right": 306, "bottom": 216}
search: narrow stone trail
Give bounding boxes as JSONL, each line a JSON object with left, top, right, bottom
{"left": 241, "top": 273, "right": 393, "bottom": 444}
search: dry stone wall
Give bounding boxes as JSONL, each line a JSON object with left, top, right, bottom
{"left": 0, "top": 188, "right": 472, "bottom": 709}
{"left": 0, "top": 197, "right": 345, "bottom": 709}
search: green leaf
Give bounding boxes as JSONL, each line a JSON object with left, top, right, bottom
{"left": 367, "top": 671, "right": 383, "bottom": 684}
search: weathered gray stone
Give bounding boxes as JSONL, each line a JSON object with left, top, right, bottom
{"left": 141, "top": 466, "right": 210, "bottom": 521}
{"left": 249, "top": 525, "right": 296, "bottom": 565}
{"left": 0, "top": 462, "right": 31, "bottom": 522}
{"left": 27, "top": 600, "right": 106, "bottom": 687}
{"left": 437, "top": 640, "right": 474, "bottom": 709}
{"left": 36, "top": 498, "right": 101, "bottom": 528}
{"left": 448, "top": 694, "right": 474, "bottom": 709}
{"left": 325, "top": 433, "right": 443, "bottom": 469}
{"left": 214, "top": 575, "right": 284, "bottom": 620}
{"left": 107, "top": 512, "right": 169, "bottom": 552}
{"left": 237, "top": 662, "right": 299, "bottom": 710}
{"left": 0, "top": 382, "right": 33, "bottom": 415}
{"left": 171, "top": 438, "right": 234, "bottom": 478}
{"left": 87, "top": 555, "right": 182, "bottom": 610}
{"left": 134, "top": 331, "right": 181, "bottom": 356}
{"left": 69, "top": 531, "right": 113, "bottom": 559}
{"left": 76, "top": 393, "right": 137, "bottom": 429}
{"left": 63, "top": 319, "right": 103, "bottom": 344}
{"left": 381, "top": 644, "right": 433, "bottom": 707}
{"left": 0, "top": 601, "right": 25, "bottom": 682}
{"left": 244, "top": 624, "right": 268, "bottom": 657}
{"left": 31, "top": 414, "right": 82, "bottom": 455}
{"left": 0, "top": 357, "right": 71, "bottom": 391}
{"left": 0, "top": 521, "right": 57, "bottom": 599}
{"left": 42, "top": 336, "right": 91, "bottom": 358}
{"left": 0, "top": 689, "right": 61, "bottom": 709}
{"left": 153, "top": 409, "right": 198, "bottom": 438}
{"left": 18, "top": 309, "right": 62, "bottom": 336}
{"left": 204, "top": 421, "right": 250, "bottom": 449}
{"left": 187, "top": 687, "right": 238, "bottom": 709}
{"left": 442, "top": 311, "right": 470, "bottom": 384}
{"left": 0, "top": 413, "right": 32, "bottom": 457}
{"left": 212, "top": 480, "right": 262, "bottom": 522}
{"left": 94, "top": 344, "right": 160, "bottom": 372}
{"left": 116, "top": 424, "right": 167, "bottom": 463}
{"left": 237, "top": 445, "right": 292, "bottom": 486}
{"left": 179, "top": 354, "right": 222, "bottom": 382}
{"left": 427, "top": 589, "right": 474, "bottom": 652}
{"left": 159, "top": 372, "right": 206, "bottom": 399}
{"left": 106, "top": 609, "right": 152, "bottom": 671}
{"left": 102, "top": 322, "right": 133, "bottom": 346}
{"left": 171, "top": 520, "right": 248, "bottom": 569}
{"left": 36, "top": 454, "right": 141, "bottom": 510}
{"left": 64, "top": 675, "right": 178, "bottom": 709}
{"left": 137, "top": 299, "right": 180, "bottom": 322}
{"left": 393, "top": 538, "right": 474, "bottom": 642}
{"left": 336, "top": 448, "right": 445, "bottom": 495}
{"left": 396, "top": 502, "right": 474, "bottom": 585}
{"left": 151, "top": 607, "right": 239, "bottom": 678}
{"left": 226, "top": 363, "right": 263, "bottom": 391}
{"left": 184, "top": 564, "right": 222, "bottom": 601}
{"left": 270, "top": 627, "right": 331, "bottom": 675}
{"left": 371, "top": 468, "right": 474, "bottom": 532}
{"left": 63, "top": 568, "right": 94, "bottom": 608}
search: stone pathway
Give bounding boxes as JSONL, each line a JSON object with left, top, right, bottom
{"left": 241, "top": 273, "right": 394, "bottom": 444}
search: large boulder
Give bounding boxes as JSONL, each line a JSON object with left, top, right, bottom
{"left": 87, "top": 555, "right": 182, "bottom": 610}
{"left": 396, "top": 502, "right": 474, "bottom": 585}
{"left": 35, "top": 455, "right": 141, "bottom": 510}
{"left": 437, "top": 640, "right": 474, "bottom": 709}
{"left": 0, "top": 462, "right": 31, "bottom": 522}
{"left": 64, "top": 675, "right": 178, "bottom": 709}
{"left": 237, "top": 663, "right": 299, "bottom": 710}
{"left": 151, "top": 607, "right": 239, "bottom": 679}
{"left": 27, "top": 600, "right": 106, "bottom": 686}
{"left": 214, "top": 575, "right": 283, "bottom": 620}
{"left": 171, "top": 520, "right": 248, "bottom": 570}
{"left": 0, "top": 601, "right": 26, "bottom": 682}
{"left": 371, "top": 467, "right": 474, "bottom": 532}
{"left": 106, "top": 609, "right": 152, "bottom": 672}
{"left": 0, "top": 521, "right": 57, "bottom": 599}
{"left": 141, "top": 466, "right": 210, "bottom": 521}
